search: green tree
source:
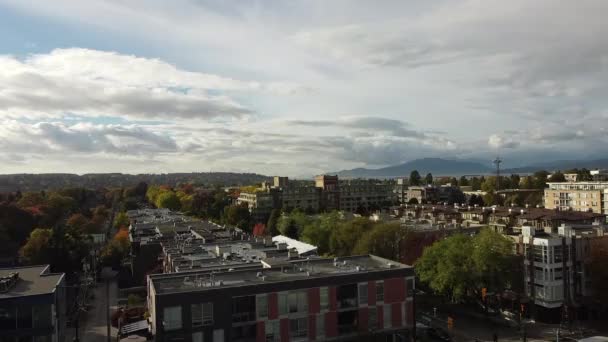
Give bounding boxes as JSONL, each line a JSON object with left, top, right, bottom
{"left": 266, "top": 209, "right": 281, "bottom": 236}
{"left": 470, "top": 229, "right": 516, "bottom": 292}
{"left": 16, "top": 192, "right": 46, "bottom": 208}
{"left": 520, "top": 176, "right": 534, "bottom": 189}
{"left": 114, "top": 212, "right": 130, "bottom": 229}
{"left": 425, "top": 173, "right": 433, "bottom": 185}
{"left": 533, "top": 170, "right": 550, "bottom": 189}
{"left": 20, "top": 228, "right": 53, "bottom": 265}
{"left": 408, "top": 197, "right": 419, "bottom": 204}
{"left": 283, "top": 220, "right": 299, "bottom": 239}
{"left": 329, "top": 218, "right": 374, "bottom": 256}
{"left": 223, "top": 205, "right": 251, "bottom": 230}
{"left": 301, "top": 211, "right": 340, "bottom": 255}
{"left": 156, "top": 191, "right": 181, "bottom": 211}
{"left": 353, "top": 222, "right": 407, "bottom": 261}
{"left": 409, "top": 170, "right": 422, "bottom": 186}
{"left": 510, "top": 174, "right": 521, "bottom": 189}
{"left": 459, "top": 176, "right": 470, "bottom": 187}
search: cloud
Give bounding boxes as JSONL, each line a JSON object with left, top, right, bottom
{"left": 488, "top": 134, "right": 519, "bottom": 149}
{"left": 0, "top": 48, "right": 307, "bottom": 121}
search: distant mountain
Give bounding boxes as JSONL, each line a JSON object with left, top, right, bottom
{"left": 334, "top": 158, "right": 493, "bottom": 178}
{"left": 503, "top": 158, "right": 608, "bottom": 174}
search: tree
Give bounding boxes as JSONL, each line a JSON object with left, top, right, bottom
{"left": 533, "top": 170, "right": 550, "bottom": 189}
{"left": 409, "top": 170, "right": 422, "bottom": 186}
{"left": 459, "top": 176, "right": 470, "bottom": 187}
{"left": 329, "top": 218, "right": 374, "bottom": 256}
{"left": 67, "top": 213, "right": 89, "bottom": 232}
{"left": 156, "top": 191, "right": 181, "bottom": 211}
{"left": 114, "top": 212, "right": 130, "bottom": 229}
{"left": 17, "top": 192, "right": 46, "bottom": 208}
{"left": 301, "top": 211, "right": 340, "bottom": 255}
{"left": 283, "top": 220, "right": 299, "bottom": 239}
{"left": 353, "top": 222, "right": 407, "bottom": 261}
{"left": 20, "top": 228, "right": 53, "bottom": 265}
{"left": 520, "top": 176, "right": 534, "bottom": 189}
{"left": 550, "top": 172, "right": 566, "bottom": 182}
{"left": 510, "top": 174, "right": 521, "bottom": 189}
{"left": 223, "top": 205, "right": 251, "bottom": 230}
{"left": 101, "top": 228, "right": 131, "bottom": 268}
{"left": 266, "top": 209, "right": 281, "bottom": 236}
{"left": 416, "top": 229, "right": 515, "bottom": 302}
{"left": 408, "top": 197, "right": 419, "bottom": 205}
{"left": 277, "top": 210, "right": 311, "bottom": 238}
{"left": 425, "top": 173, "right": 433, "bottom": 185}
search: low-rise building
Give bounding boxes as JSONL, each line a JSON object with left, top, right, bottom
{"left": 544, "top": 182, "right": 608, "bottom": 215}
{"left": 0, "top": 265, "right": 66, "bottom": 342}
{"left": 147, "top": 255, "right": 415, "bottom": 342}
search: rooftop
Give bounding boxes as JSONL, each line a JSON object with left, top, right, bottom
{"left": 0, "top": 265, "right": 64, "bottom": 299}
{"left": 151, "top": 255, "right": 410, "bottom": 294}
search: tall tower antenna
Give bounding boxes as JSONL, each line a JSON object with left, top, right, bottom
{"left": 493, "top": 157, "right": 502, "bottom": 191}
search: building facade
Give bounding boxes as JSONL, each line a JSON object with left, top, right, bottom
{"left": 544, "top": 182, "right": 608, "bottom": 215}
{"left": 0, "top": 265, "right": 66, "bottom": 342}
{"left": 148, "top": 255, "right": 415, "bottom": 342}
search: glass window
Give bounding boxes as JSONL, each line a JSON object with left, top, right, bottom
{"left": 163, "top": 306, "right": 182, "bottom": 331}
{"left": 288, "top": 291, "right": 308, "bottom": 313}
{"left": 358, "top": 283, "right": 368, "bottom": 306}
{"left": 320, "top": 287, "right": 329, "bottom": 310}
{"left": 383, "top": 304, "right": 391, "bottom": 329}
{"left": 265, "top": 320, "right": 280, "bottom": 342}
{"left": 278, "top": 292, "right": 288, "bottom": 315}
{"left": 368, "top": 307, "right": 377, "bottom": 330}
{"left": 316, "top": 314, "right": 325, "bottom": 339}
{"left": 289, "top": 317, "right": 308, "bottom": 340}
{"left": 192, "top": 303, "right": 213, "bottom": 326}
{"left": 192, "top": 332, "right": 204, "bottom": 342}
{"left": 376, "top": 281, "right": 384, "bottom": 302}
{"left": 257, "top": 295, "right": 268, "bottom": 319}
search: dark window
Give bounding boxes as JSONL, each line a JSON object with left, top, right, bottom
{"left": 337, "top": 284, "right": 357, "bottom": 309}
{"left": 232, "top": 296, "right": 256, "bottom": 323}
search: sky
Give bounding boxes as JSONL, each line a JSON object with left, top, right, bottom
{"left": 0, "top": 0, "right": 607, "bottom": 177}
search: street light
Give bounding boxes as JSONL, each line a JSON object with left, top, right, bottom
{"left": 101, "top": 267, "right": 118, "bottom": 342}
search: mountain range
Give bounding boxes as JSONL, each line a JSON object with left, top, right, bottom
{"left": 333, "top": 158, "right": 608, "bottom": 178}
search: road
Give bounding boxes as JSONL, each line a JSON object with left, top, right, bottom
{"left": 78, "top": 280, "right": 119, "bottom": 342}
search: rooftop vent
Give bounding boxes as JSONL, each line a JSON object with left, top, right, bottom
{"left": 0, "top": 272, "right": 19, "bottom": 293}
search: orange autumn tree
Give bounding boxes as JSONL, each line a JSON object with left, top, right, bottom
{"left": 101, "top": 226, "right": 131, "bottom": 268}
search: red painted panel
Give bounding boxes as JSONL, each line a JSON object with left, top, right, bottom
{"left": 308, "top": 314, "right": 316, "bottom": 340}
{"left": 358, "top": 307, "right": 368, "bottom": 332}
{"left": 268, "top": 292, "right": 278, "bottom": 320}
{"left": 391, "top": 303, "right": 402, "bottom": 328}
{"left": 308, "top": 287, "right": 320, "bottom": 314}
{"left": 384, "top": 277, "right": 405, "bottom": 303}
{"left": 368, "top": 281, "right": 376, "bottom": 305}
{"left": 256, "top": 321, "right": 266, "bottom": 342}
{"left": 407, "top": 301, "right": 414, "bottom": 327}
{"left": 377, "top": 305, "right": 384, "bottom": 329}
{"left": 325, "top": 311, "right": 338, "bottom": 338}
{"left": 329, "top": 287, "right": 337, "bottom": 311}
{"left": 280, "top": 318, "right": 290, "bottom": 342}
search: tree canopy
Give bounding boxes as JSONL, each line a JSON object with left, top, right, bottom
{"left": 416, "top": 229, "right": 515, "bottom": 302}
{"left": 409, "top": 170, "right": 422, "bottom": 186}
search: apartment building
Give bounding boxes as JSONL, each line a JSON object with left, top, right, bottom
{"left": 315, "top": 175, "right": 340, "bottom": 211}
{"left": 338, "top": 180, "right": 394, "bottom": 213}
{"left": 147, "top": 255, "right": 415, "bottom": 342}
{"left": 513, "top": 224, "right": 608, "bottom": 322}
{"left": 544, "top": 182, "right": 608, "bottom": 215}
{"left": 0, "top": 265, "right": 66, "bottom": 342}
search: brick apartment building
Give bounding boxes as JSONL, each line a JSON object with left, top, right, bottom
{"left": 147, "top": 255, "right": 415, "bottom": 342}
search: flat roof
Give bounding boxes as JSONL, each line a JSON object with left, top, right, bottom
{"left": 0, "top": 265, "right": 64, "bottom": 299}
{"left": 151, "top": 255, "right": 411, "bottom": 295}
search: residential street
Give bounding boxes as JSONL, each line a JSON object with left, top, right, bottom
{"left": 67, "top": 280, "right": 119, "bottom": 342}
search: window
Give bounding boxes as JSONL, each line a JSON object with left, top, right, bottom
{"left": 192, "top": 332, "right": 204, "bottom": 342}
{"left": 316, "top": 314, "right": 325, "bottom": 339}
{"left": 192, "top": 303, "right": 213, "bottom": 327}
{"left": 288, "top": 290, "right": 308, "bottom": 313}
{"left": 257, "top": 295, "right": 268, "bottom": 319}
{"left": 368, "top": 307, "right": 377, "bottom": 330}
{"left": 383, "top": 304, "right": 391, "bottom": 329}
{"left": 279, "top": 292, "right": 288, "bottom": 315}
{"left": 163, "top": 306, "right": 182, "bottom": 331}
{"left": 289, "top": 317, "right": 308, "bottom": 340}
{"left": 266, "top": 320, "right": 280, "bottom": 342}
{"left": 213, "top": 329, "right": 224, "bottom": 342}
{"left": 406, "top": 278, "right": 414, "bottom": 297}
{"left": 358, "top": 283, "right": 368, "bottom": 306}
{"left": 376, "top": 281, "right": 384, "bottom": 302}
{"left": 320, "top": 287, "right": 329, "bottom": 310}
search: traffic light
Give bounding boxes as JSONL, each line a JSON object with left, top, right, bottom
{"left": 447, "top": 316, "right": 454, "bottom": 330}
